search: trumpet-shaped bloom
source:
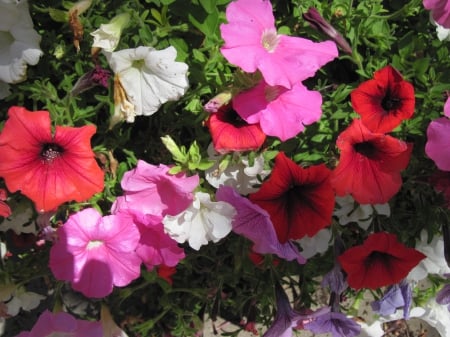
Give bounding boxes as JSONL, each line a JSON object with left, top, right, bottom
{"left": 91, "top": 13, "right": 130, "bottom": 52}
{"left": 220, "top": 0, "right": 338, "bottom": 89}
{"left": 249, "top": 152, "right": 334, "bottom": 243}
{"left": 351, "top": 65, "right": 415, "bottom": 133}
{"left": 304, "top": 311, "right": 361, "bottom": 337}
{"left": 14, "top": 310, "right": 103, "bottom": 337}
{"left": 0, "top": 0, "right": 42, "bottom": 84}
{"left": 49, "top": 208, "right": 141, "bottom": 298}
{"left": 163, "top": 191, "right": 236, "bottom": 250}
{"left": 111, "top": 160, "right": 199, "bottom": 219}
{"left": 425, "top": 117, "right": 450, "bottom": 171}
{"left": 371, "top": 280, "right": 412, "bottom": 318}
{"left": 338, "top": 232, "right": 426, "bottom": 289}
{"left": 205, "top": 104, "right": 266, "bottom": 153}
{"left": 233, "top": 80, "right": 323, "bottom": 141}
{"left": 106, "top": 46, "right": 189, "bottom": 119}
{"left": 423, "top": 0, "right": 450, "bottom": 28}
{"left": 331, "top": 119, "right": 412, "bottom": 204}
{"left": 0, "top": 106, "right": 105, "bottom": 213}
{"left": 216, "top": 185, "right": 306, "bottom": 264}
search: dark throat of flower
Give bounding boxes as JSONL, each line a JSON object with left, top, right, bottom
{"left": 353, "top": 141, "right": 377, "bottom": 159}
{"left": 381, "top": 90, "right": 401, "bottom": 112}
{"left": 220, "top": 108, "right": 247, "bottom": 127}
{"left": 40, "top": 143, "right": 64, "bottom": 163}
{"left": 364, "top": 251, "right": 393, "bottom": 268}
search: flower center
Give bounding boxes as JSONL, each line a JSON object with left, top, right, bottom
{"left": 354, "top": 141, "right": 377, "bottom": 159}
{"left": 86, "top": 240, "right": 104, "bottom": 250}
{"left": 40, "top": 143, "right": 64, "bottom": 163}
{"left": 381, "top": 90, "right": 401, "bottom": 111}
{"left": 132, "top": 59, "right": 145, "bottom": 70}
{"left": 219, "top": 107, "right": 247, "bottom": 127}
{"left": 364, "top": 251, "right": 391, "bottom": 268}
{"left": 264, "top": 85, "right": 281, "bottom": 102}
{"left": 261, "top": 28, "right": 280, "bottom": 53}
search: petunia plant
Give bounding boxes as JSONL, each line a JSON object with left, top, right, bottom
{"left": 1, "top": 0, "right": 450, "bottom": 336}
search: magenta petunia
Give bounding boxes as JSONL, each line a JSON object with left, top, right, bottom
{"left": 233, "top": 80, "right": 323, "bottom": 141}
{"left": 423, "top": 0, "right": 450, "bottom": 28}
{"left": 14, "top": 310, "right": 103, "bottom": 337}
{"left": 425, "top": 117, "right": 450, "bottom": 171}
{"left": 216, "top": 185, "right": 305, "bottom": 264}
{"left": 220, "top": 0, "right": 338, "bottom": 89}
{"left": 111, "top": 160, "right": 199, "bottom": 218}
{"left": 49, "top": 208, "right": 141, "bottom": 298}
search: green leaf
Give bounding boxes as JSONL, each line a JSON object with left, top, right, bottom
{"left": 48, "top": 8, "right": 68, "bottom": 22}
{"left": 199, "top": 0, "right": 216, "bottom": 14}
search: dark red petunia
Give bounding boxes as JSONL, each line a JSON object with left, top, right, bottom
{"left": 338, "top": 232, "right": 426, "bottom": 289}
{"left": 330, "top": 119, "right": 412, "bottom": 204}
{"left": 351, "top": 65, "right": 415, "bottom": 133}
{"left": 0, "top": 106, "right": 104, "bottom": 213}
{"left": 205, "top": 104, "right": 266, "bottom": 154}
{"left": 249, "top": 152, "right": 334, "bottom": 243}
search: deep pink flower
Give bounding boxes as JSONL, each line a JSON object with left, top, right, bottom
{"left": 426, "top": 117, "right": 450, "bottom": 171}
{"left": 49, "top": 208, "right": 141, "bottom": 298}
{"left": 14, "top": 310, "right": 103, "bottom": 337}
{"left": 0, "top": 106, "right": 104, "bottom": 213}
{"left": 111, "top": 160, "right": 199, "bottom": 218}
{"left": 0, "top": 188, "right": 11, "bottom": 218}
{"left": 220, "top": 0, "right": 338, "bottom": 89}
{"left": 233, "top": 80, "right": 323, "bottom": 141}
{"left": 423, "top": 0, "right": 450, "bottom": 28}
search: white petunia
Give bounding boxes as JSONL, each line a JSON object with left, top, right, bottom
{"left": 334, "top": 195, "right": 390, "bottom": 230}
{"left": 205, "top": 144, "right": 269, "bottom": 195}
{"left": 106, "top": 46, "right": 189, "bottom": 121}
{"left": 0, "top": 0, "right": 42, "bottom": 84}
{"left": 163, "top": 192, "right": 236, "bottom": 250}
{"left": 0, "top": 284, "right": 45, "bottom": 316}
{"left": 407, "top": 230, "right": 450, "bottom": 281}
{"left": 91, "top": 13, "right": 130, "bottom": 52}
{"left": 296, "top": 228, "right": 332, "bottom": 259}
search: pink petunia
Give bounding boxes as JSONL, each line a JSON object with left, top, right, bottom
{"left": 49, "top": 208, "right": 141, "bottom": 298}
{"left": 444, "top": 96, "right": 450, "bottom": 117}
{"left": 14, "top": 310, "right": 103, "bottom": 337}
{"left": 220, "top": 0, "right": 338, "bottom": 89}
{"left": 423, "top": 0, "right": 450, "bottom": 28}
{"left": 425, "top": 117, "right": 450, "bottom": 171}
{"left": 111, "top": 160, "right": 199, "bottom": 218}
{"left": 232, "top": 80, "right": 323, "bottom": 141}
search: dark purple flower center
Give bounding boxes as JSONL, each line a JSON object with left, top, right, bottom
{"left": 219, "top": 107, "right": 247, "bottom": 127}
{"left": 365, "top": 251, "right": 392, "bottom": 268}
{"left": 381, "top": 90, "right": 401, "bottom": 111}
{"left": 354, "top": 141, "right": 377, "bottom": 158}
{"left": 40, "top": 143, "right": 64, "bottom": 163}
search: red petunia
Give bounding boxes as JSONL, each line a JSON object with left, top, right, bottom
{"left": 205, "top": 104, "right": 266, "bottom": 154}
{"left": 330, "top": 119, "right": 412, "bottom": 204}
{"left": 351, "top": 65, "right": 415, "bottom": 133}
{"left": 249, "top": 152, "right": 334, "bottom": 243}
{"left": 338, "top": 232, "right": 426, "bottom": 289}
{"left": 0, "top": 106, "right": 104, "bottom": 213}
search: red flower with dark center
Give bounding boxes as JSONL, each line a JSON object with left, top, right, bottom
{"left": 351, "top": 65, "right": 415, "bottom": 133}
{"left": 249, "top": 152, "right": 334, "bottom": 243}
{"left": 330, "top": 119, "right": 412, "bottom": 204}
{"left": 338, "top": 232, "right": 426, "bottom": 289}
{"left": 0, "top": 106, "right": 104, "bottom": 213}
{"left": 205, "top": 104, "right": 266, "bottom": 154}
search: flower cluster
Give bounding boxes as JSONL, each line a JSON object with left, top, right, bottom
{"left": 1, "top": 0, "right": 450, "bottom": 337}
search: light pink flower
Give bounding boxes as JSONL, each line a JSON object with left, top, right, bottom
{"left": 111, "top": 160, "right": 199, "bottom": 218}
{"left": 425, "top": 117, "right": 450, "bottom": 171}
{"left": 423, "top": 0, "right": 450, "bottom": 28}
{"left": 49, "top": 208, "right": 141, "bottom": 298}
{"left": 220, "top": 0, "right": 338, "bottom": 88}
{"left": 232, "top": 80, "right": 323, "bottom": 141}
{"left": 14, "top": 310, "right": 103, "bottom": 337}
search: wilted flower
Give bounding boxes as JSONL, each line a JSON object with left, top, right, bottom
{"left": 0, "top": 0, "right": 42, "bottom": 84}
{"left": 91, "top": 12, "right": 130, "bottom": 52}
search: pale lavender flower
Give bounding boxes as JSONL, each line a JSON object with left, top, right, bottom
{"left": 436, "top": 274, "right": 450, "bottom": 311}
{"left": 304, "top": 311, "right": 361, "bottom": 337}
{"left": 371, "top": 280, "right": 412, "bottom": 319}
{"left": 322, "top": 264, "right": 348, "bottom": 295}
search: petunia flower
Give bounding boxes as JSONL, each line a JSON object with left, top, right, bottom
{"left": 370, "top": 279, "right": 412, "bottom": 318}
{"left": 350, "top": 65, "right": 415, "bottom": 133}
{"left": 338, "top": 232, "right": 426, "bottom": 289}
{"left": 111, "top": 160, "right": 199, "bottom": 219}
{"left": 304, "top": 311, "right": 361, "bottom": 337}
{"left": 436, "top": 277, "right": 450, "bottom": 311}
{"left": 203, "top": 92, "right": 232, "bottom": 113}
{"left": 106, "top": 46, "right": 189, "bottom": 120}
{"left": 204, "top": 144, "right": 269, "bottom": 195}
{"left": 423, "top": 0, "right": 450, "bottom": 28}
{"left": 429, "top": 170, "right": 450, "bottom": 209}
{"left": 216, "top": 185, "right": 306, "bottom": 264}
{"left": 232, "top": 80, "right": 323, "bottom": 141}
{"left": 14, "top": 310, "right": 103, "bottom": 337}
{"left": 249, "top": 152, "right": 334, "bottom": 243}
{"left": 0, "top": 0, "right": 42, "bottom": 84}
{"left": 296, "top": 228, "right": 332, "bottom": 259}
{"left": 0, "top": 106, "right": 105, "bottom": 213}
{"left": 334, "top": 195, "right": 390, "bottom": 230}
{"left": 220, "top": 0, "right": 338, "bottom": 89}
{"left": 0, "top": 283, "right": 45, "bottom": 317}
{"left": 205, "top": 103, "right": 266, "bottom": 153}
{"left": 91, "top": 13, "right": 130, "bottom": 52}
{"left": 425, "top": 117, "right": 450, "bottom": 171}
{"left": 163, "top": 191, "right": 236, "bottom": 250}
{"left": 330, "top": 119, "right": 412, "bottom": 204}
{"left": 49, "top": 208, "right": 141, "bottom": 298}
{"left": 0, "top": 188, "right": 11, "bottom": 218}
{"left": 71, "top": 64, "right": 111, "bottom": 96}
